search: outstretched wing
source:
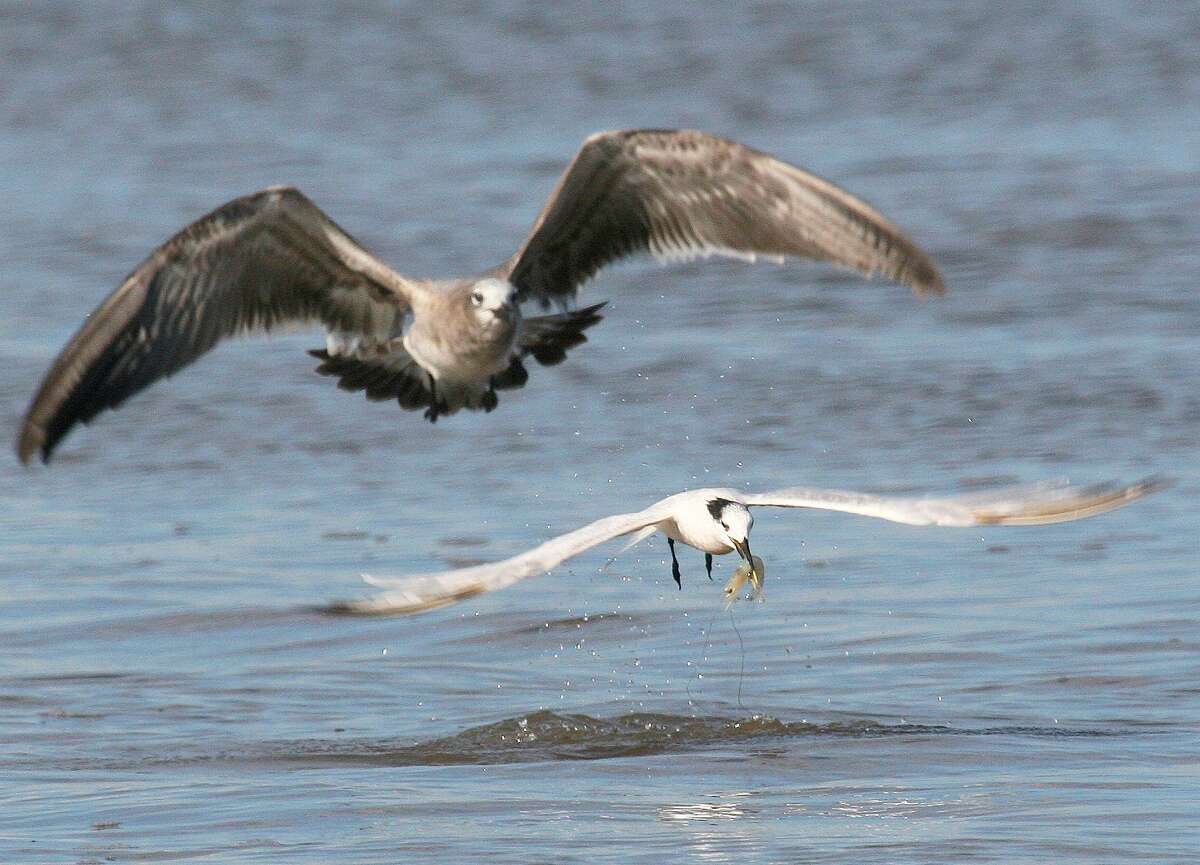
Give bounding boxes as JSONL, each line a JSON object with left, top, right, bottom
{"left": 18, "top": 187, "right": 417, "bottom": 463}
{"left": 742, "top": 478, "right": 1168, "bottom": 527}
{"left": 499, "top": 129, "right": 943, "bottom": 307}
{"left": 333, "top": 504, "right": 671, "bottom": 615}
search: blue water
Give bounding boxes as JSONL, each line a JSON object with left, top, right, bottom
{"left": 1, "top": 2, "right": 1197, "bottom": 862}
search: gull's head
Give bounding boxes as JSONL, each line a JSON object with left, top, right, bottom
{"left": 707, "top": 497, "right": 754, "bottom": 564}
{"left": 467, "top": 278, "right": 518, "bottom": 326}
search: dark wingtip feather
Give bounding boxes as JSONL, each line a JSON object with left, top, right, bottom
{"left": 908, "top": 256, "right": 946, "bottom": 297}
{"left": 15, "top": 424, "right": 45, "bottom": 465}
{"left": 1119, "top": 475, "right": 1173, "bottom": 500}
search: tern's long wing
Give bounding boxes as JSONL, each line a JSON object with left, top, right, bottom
{"left": 742, "top": 478, "right": 1167, "bottom": 527}
{"left": 335, "top": 505, "right": 672, "bottom": 615}
{"left": 18, "top": 187, "right": 417, "bottom": 463}
{"left": 499, "top": 129, "right": 943, "bottom": 306}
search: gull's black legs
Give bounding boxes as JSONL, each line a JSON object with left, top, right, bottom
{"left": 705, "top": 553, "right": 713, "bottom": 581}
{"left": 425, "top": 377, "right": 440, "bottom": 422}
{"left": 667, "top": 538, "right": 682, "bottom": 589}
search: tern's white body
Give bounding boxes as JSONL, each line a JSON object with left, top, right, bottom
{"left": 655, "top": 489, "right": 752, "bottom": 555}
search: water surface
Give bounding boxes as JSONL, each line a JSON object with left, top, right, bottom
{"left": 1, "top": 2, "right": 1197, "bottom": 862}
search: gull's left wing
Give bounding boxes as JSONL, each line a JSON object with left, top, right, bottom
{"left": 497, "top": 129, "right": 944, "bottom": 307}
{"left": 331, "top": 503, "right": 673, "bottom": 615}
{"left": 741, "top": 478, "right": 1168, "bottom": 527}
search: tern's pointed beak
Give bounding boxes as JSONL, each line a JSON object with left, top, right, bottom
{"left": 731, "top": 537, "right": 763, "bottom": 585}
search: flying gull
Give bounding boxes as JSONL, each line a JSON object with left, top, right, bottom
{"left": 17, "top": 129, "right": 944, "bottom": 464}
{"left": 338, "top": 478, "right": 1166, "bottom": 615}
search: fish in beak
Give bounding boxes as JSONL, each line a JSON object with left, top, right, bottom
{"left": 723, "top": 554, "right": 767, "bottom": 607}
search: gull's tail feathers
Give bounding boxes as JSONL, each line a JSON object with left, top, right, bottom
{"left": 309, "top": 346, "right": 496, "bottom": 418}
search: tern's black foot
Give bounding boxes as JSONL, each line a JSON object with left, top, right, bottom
{"left": 668, "top": 537, "right": 682, "bottom": 590}
{"left": 482, "top": 385, "right": 498, "bottom": 412}
{"left": 705, "top": 553, "right": 713, "bottom": 581}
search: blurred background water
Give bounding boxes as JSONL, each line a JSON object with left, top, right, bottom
{"left": 0, "top": 1, "right": 1197, "bottom": 862}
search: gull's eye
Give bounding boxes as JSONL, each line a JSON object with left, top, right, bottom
{"left": 471, "top": 291, "right": 483, "bottom": 306}
{"left": 721, "top": 521, "right": 729, "bottom": 531}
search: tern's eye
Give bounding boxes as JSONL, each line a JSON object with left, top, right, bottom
{"left": 471, "top": 291, "right": 483, "bottom": 306}
{"left": 721, "top": 521, "right": 729, "bottom": 530}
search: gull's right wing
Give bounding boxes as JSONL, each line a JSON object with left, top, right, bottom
{"left": 18, "top": 187, "right": 419, "bottom": 463}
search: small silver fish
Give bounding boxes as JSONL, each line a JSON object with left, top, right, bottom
{"left": 722, "top": 555, "right": 766, "bottom": 608}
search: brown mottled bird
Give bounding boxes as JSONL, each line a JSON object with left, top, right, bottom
{"left": 17, "top": 129, "right": 944, "bottom": 464}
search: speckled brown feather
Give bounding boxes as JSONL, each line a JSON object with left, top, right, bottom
{"left": 502, "top": 129, "right": 943, "bottom": 306}
{"left": 17, "top": 187, "right": 414, "bottom": 463}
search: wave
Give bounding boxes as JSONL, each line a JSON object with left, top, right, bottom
{"left": 268, "top": 709, "right": 1132, "bottom": 767}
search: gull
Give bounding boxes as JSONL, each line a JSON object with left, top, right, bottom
{"left": 337, "top": 478, "right": 1166, "bottom": 615}
{"left": 17, "top": 128, "right": 943, "bottom": 463}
